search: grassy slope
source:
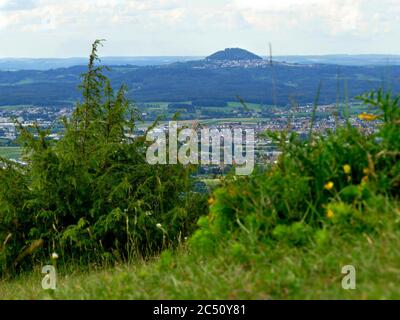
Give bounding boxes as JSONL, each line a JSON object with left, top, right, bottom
{"left": 1, "top": 213, "right": 399, "bottom": 300}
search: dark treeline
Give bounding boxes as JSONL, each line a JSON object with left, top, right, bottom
{"left": 0, "top": 61, "right": 399, "bottom": 106}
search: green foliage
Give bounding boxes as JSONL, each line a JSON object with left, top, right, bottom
{"left": 158, "top": 249, "right": 174, "bottom": 270}
{"left": 190, "top": 89, "right": 400, "bottom": 252}
{"left": 229, "top": 242, "right": 250, "bottom": 264}
{"left": 188, "top": 216, "right": 217, "bottom": 255}
{"left": 3, "top": 205, "right": 400, "bottom": 299}
{"left": 272, "top": 222, "right": 313, "bottom": 246}
{"left": 0, "top": 41, "right": 206, "bottom": 276}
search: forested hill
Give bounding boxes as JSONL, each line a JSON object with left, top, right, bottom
{"left": 206, "top": 48, "right": 263, "bottom": 61}
{"left": 0, "top": 58, "right": 399, "bottom": 107}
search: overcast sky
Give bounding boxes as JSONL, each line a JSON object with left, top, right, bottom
{"left": 0, "top": 0, "right": 399, "bottom": 58}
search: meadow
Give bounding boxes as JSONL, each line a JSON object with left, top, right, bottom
{"left": 1, "top": 214, "right": 400, "bottom": 300}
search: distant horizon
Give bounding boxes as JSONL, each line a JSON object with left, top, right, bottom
{"left": 2, "top": 50, "right": 400, "bottom": 71}
{"left": 2, "top": 53, "right": 400, "bottom": 60}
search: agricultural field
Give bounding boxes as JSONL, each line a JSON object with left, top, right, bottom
{"left": 0, "top": 147, "right": 22, "bottom": 160}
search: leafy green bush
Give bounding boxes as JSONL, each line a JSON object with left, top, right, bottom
{"left": 190, "top": 89, "right": 400, "bottom": 252}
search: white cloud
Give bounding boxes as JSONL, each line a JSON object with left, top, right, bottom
{"left": 231, "top": 0, "right": 400, "bottom": 36}
{"left": 233, "top": 0, "right": 320, "bottom": 12}
{"left": 0, "top": 0, "right": 400, "bottom": 56}
{"left": 0, "top": 0, "right": 185, "bottom": 31}
{"left": 1, "top": 0, "right": 398, "bottom": 35}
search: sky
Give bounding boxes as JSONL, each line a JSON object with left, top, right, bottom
{"left": 0, "top": 0, "right": 399, "bottom": 58}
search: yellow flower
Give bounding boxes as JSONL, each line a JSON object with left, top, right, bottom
{"left": 363, "top": 168, "right": 370, "bottom": 175}
{"left": 208, "top": 197, "right": 215, "bottom": 205}
{"left": 326, "top": 209, "right": 335, "bottom": 219}
{"left": 343, "top": 164, "right": 351, "bottom": 175}
{"left": 358, "top": 113, "right": 379, "bottom": 121}
{"left": 324, "top": 181, "right": 334, "bottom": 190}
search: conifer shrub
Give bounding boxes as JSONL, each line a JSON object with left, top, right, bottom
{"left": 0, "top": 41, "right": 207, "bottom": 276}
